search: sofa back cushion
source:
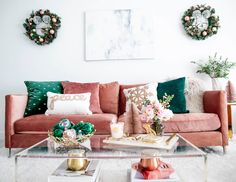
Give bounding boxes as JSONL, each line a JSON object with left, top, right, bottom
{"left": 99, "top": 82, "right": 119, "bottom": 114}
{"left": 119, "top": 84, "right": 144, "bottom": 115}
{"left": 62, "top": 82, "right": 103, "bottom": 114}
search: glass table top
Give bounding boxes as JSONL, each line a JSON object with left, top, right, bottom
{"left": 15, "top": 134, "right": 206, "bottom": 159}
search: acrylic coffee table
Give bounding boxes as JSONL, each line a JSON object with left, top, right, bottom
{"left": 15, "top": 134, "right": 207, "bottom": 182}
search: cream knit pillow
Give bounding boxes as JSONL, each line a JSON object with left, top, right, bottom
{"left": 45, "top": 92, "right": 92, "bottom": 115}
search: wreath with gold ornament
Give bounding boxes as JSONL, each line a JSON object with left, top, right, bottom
{"left": 23, "top": 9, "right": 61, "bottom": 45}
{"left": 182, "top": 5, "right": 220, "bottom": 40}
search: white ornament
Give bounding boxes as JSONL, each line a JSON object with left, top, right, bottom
{"left": 212, "top": 27, "right": 217, "bottom": 32}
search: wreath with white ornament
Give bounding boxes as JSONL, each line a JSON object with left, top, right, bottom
{"left": 182, "top": 5, "right": 220, "bottom": 40}
{"left": 23, "top": 9, "right": 61, "bottom": 45}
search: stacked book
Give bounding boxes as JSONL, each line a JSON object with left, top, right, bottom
{"left": 48, "top": 160, "right": 101, "bottom": 182}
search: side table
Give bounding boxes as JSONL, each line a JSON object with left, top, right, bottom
{"left": 227, "top": 102, "right": 236, "bottom": 139}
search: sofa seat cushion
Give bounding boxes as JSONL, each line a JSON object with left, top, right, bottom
{"left": 15, "top": 114, "right": 117, "bottom": 135}
{"left": 164, "top": 113, "right": 221, "bottom": 133}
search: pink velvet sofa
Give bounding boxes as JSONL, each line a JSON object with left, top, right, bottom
{"left": 5, "top": 84, "right": 228, "bottom": 156}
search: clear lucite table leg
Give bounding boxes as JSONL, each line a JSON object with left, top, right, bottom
{"left": 204, "top": 155, "right": 208, "bottom": 182}
{"left": 15, "top": 156, "right": 18, "bottom": 182}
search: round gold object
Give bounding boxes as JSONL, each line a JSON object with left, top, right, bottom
{"left": 139, "top": 149, "right": 160, "bottom": 171}
{"left": 140, "top": 157, "right": 159, "bottom": 171}
{"left": 52, "top": 17, "right": 57, "bottom": 23}
{"left": 67, "top": 149, "right": 88, "bottom": 171}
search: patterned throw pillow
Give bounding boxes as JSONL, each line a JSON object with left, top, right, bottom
{"left": 24, "top": 81, "right": 63, "bottom": 116}
{"left": 45, "top": 92, "right": 92, "bottom": 115}
{"left": 185, "top": 77, "right": 206, "bottom": 113}
{"left": 123, "top": 82, "right": 158, "bottom": 111}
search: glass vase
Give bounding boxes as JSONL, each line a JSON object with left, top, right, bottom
{"left": 151, "top": 120, "right": 165, "bottom": 136}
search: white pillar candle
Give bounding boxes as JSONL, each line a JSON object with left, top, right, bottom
{"left": 110, "top": 122, "right": 124, "bottom": 139}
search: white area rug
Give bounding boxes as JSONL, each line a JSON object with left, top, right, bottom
{"left": 1, "top": 139, "right": 236, "bottom": 182}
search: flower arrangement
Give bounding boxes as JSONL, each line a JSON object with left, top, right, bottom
{"left": 49, "top": 118, "right": 95, "bottom": 146}
{"left": 141, "top": 94, "right": 174, "bottom": 135}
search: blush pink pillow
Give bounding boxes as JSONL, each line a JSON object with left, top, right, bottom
{"left": 62, "top": 82, "right": 103, "bottom": 114}
{"left": 132, "top": 104, "right": 146, "bottom": 134}
{"left": 99, "top": 82, "right": 119, "bottom": 114}
{"left": 118, "top": 105, "right": 133, "bottom": 134}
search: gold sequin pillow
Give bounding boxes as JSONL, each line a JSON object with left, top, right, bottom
{"left": 123, "top": 82, "right": 158, "bottom": 112}
{"left": 45, "top": 92, "right": 92, "bottom": 115}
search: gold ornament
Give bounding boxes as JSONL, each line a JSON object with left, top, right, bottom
{"left": 40, "top": 10, "right": 44, "bottom": 15}
{"left": 30, "top": 33, "right": 33, "bottom": 37}
{"left": 143, "top": 123, "right": 157, "bottom": 136}
{"left": 49, "top": 29, "right": 55, "bottom": 34}
{"left": 52, "top": 17, "right": 57, "bottom": 23}
{"left": 202, "top": 31, "right": 208, "bottom": 36}
{"left": 39, "top": 37, "right": 44, "bottom": 42}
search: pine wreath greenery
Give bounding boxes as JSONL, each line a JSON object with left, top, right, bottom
{"left": 182, "top": 5, "right": 220, "bottom": 40}
{"left": 23, "top": 9, "right": 61, "bottom": 45}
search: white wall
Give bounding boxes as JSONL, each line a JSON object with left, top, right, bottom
{"left": 1, "top": 0, "right": 236, "bottom": 137}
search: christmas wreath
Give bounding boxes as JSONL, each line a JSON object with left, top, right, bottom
{"left": 49, "top": 119, "right": 95, "bottom": 146}
{"left": 182, "top": 5, "right": 220, "bottom": 40}
{"left": 23, "top": 9, "right": 61, "bottom": 45}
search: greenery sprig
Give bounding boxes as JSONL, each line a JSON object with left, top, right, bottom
{"left": 191, "top": 53, "right": 236, "bottom": 78}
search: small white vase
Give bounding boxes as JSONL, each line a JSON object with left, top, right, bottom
{"left": 211, "top": 78, "right": 228, "bottom": 90}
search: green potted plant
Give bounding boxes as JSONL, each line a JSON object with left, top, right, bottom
{"left": 191, "top": 53, "right": 236, "bottom": 90}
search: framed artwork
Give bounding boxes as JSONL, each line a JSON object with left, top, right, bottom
{"left": 85, "top": 9, "right": 155, "bottom": 61}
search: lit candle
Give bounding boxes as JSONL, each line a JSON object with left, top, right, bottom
{"left": 110, "top": 122, "right": 124, "bottom": 139}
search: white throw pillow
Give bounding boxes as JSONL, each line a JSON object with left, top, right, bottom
{"left": 229, "top": 80, "right": 236, "bottom": 102}
{"left": 123, "top": 82, "right": 158, "bottom": 112}
{"left": 45, "top": 92, "right": 92, "bottom": 115}
{"left": 185, "top": 77, "right": 207, "bottom": 113}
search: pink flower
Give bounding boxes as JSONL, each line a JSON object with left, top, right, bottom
{"left": 141, "top": 100, "right": 174, "bottom": 123}
{"left": 159, "top": 109, "right": 173, "bottom": 121}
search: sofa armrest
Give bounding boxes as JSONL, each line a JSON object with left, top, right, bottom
{"left": 203, "top": 90, "right": 228, "bottom": 146}
{"left": 5, "top": 95, "right": 27, "bottom": 147}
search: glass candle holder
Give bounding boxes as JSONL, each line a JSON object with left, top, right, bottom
{"left": 67, "top": 149, "right": 88, "bottom": 171}
{"left": 110, "top": 122, "right": 124, "bottom": 139}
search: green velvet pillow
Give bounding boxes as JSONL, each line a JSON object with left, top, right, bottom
{"left": 24, "top": 81, "right": 63, "bottom": 117}
{"left": 157, "top": 77, "right": 188, "bottom": 113}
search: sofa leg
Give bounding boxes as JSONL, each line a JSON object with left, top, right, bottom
{"left": 223, "top": 146, "right": 227, "bottom": 154}
{"left": 8, "top": 148, "right": 11, "bottom": 158}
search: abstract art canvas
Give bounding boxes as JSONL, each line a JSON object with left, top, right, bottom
{"left": 85, "top": 9, "right": 154, "bottom": 60}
